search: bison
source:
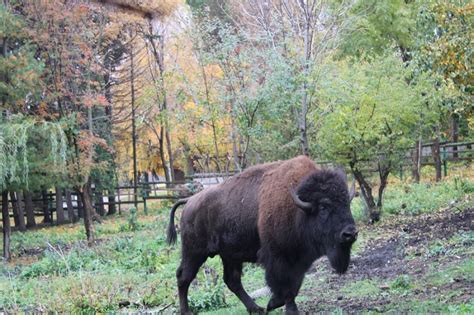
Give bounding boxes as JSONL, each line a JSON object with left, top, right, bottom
{"left": 167, "top": 156, "right": 357, "bottom": 314}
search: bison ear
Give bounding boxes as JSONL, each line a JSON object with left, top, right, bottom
{"left": 289, "top": 185, "right": 313, "bottom": 214}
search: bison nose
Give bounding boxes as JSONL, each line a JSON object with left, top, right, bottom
{"left": 340, "top": 225, "right": 358, "bottom": 243}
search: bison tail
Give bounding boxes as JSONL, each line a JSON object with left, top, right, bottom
{"left": 166, "top": 198, "right": 189, "bottom": 245}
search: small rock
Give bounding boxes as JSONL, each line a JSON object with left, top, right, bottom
{"left": 337, "top": 296, "right": 343, "bottom": 300}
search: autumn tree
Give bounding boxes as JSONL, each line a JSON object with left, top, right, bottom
{"left": 413, "top": 1, "right": 473, "bottom": 162}
{"left": 21, "top": 1, "right": 120, "bottom": 242}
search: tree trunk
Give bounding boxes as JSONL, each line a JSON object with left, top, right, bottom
{"left": 452, "top": 114, "right": 459, "bottom": 160}
{"left": 107, "top": 191, "right": 116, "bottom": 215}
{"left": 351, "top": 165, "right": 380, "bottom": 223}
{"left": 299, "top": 14, "right": 311, "bottom": 157}
{"left": 230, "top": 111, "right": 242, "bottom": 172}
{"left": 65, "top": 189, "right": 76, "bottom": 223}
{"left": 95, "top": 189, "right": 105, "bottom": 216}
{"left": 432, "top": 136, "right": 442, "bottom": 182}
{"left": 42, "top": 189, "right": 52, "bottom": 223}
{"left": 10, "top": 191, "right": 20, "bottom": 228}
{"left": 24, "top": 190, "right": 36, "bottom": 228}
{"left": 411, "top": 139, "right": 421, "bottom": 183}
{"left": 159, "top": 125, "right": 171, "bottom": 186}
{"left": 165, "top": 128, "right": 175, "bottom": 183}
{"left": 79, "top": 180, "right": 95, "bottom": 244}
{"left": 376, "top": 163, "right": 391, "bottom": 219}
{"left": 130, "top": 42, "right": 139, "bottom": 209}
{"left": 147, "top": 21, "right": 175, "bottom": 183}
{"left": 76, "top": 189, "right": 84, "bottom": 218}
{"left": 2, "top": 191, "right": 11, "bottom": 261}
{"left": 55, "top": 187, "right": 66, "bottom": 224}
{"left": 14, "top": 191, "right": 26, "bottom": 231}
{"left": 88, "top": 183, "right": 101, "bottom": 222}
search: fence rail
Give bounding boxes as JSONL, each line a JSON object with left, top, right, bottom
{"left": 1, "top": 141, "right": 472, "bottom": 229}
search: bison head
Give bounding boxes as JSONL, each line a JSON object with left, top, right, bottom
{"left": 291, "top": 169, "right": 357, "bottom": 274}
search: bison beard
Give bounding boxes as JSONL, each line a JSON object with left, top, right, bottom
{"left": 327, "top": 243, "right": 352, "bottom": 274}
{"left": 167, "top": 156, "right": 357, "bottom": 314}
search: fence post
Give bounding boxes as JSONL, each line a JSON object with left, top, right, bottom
{"left": 48, "top": 191, "right": 54, "bottom": 223}
{"left": 442, "top": 147, "right": 448, "bottom": 177}
{"left": 116, "top": 187, "right": 121, "bottom": 215}
{"left": 143, "top": 193, "right": 148, "bottom": 215}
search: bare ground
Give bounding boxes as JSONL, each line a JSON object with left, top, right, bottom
{"left": 299, "top": 206, "right": 473, "bottom": 313}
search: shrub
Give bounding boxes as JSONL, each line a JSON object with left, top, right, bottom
{"left": 189, "top": 279, "right": 228, "bottom": 313}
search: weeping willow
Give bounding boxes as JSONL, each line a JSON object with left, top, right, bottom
{"left": 0, "top": 115, "right": 68, "bottom": 191}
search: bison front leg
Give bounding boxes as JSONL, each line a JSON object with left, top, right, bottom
{"left": 266, "top": 294, "right": 285, "bottom": 312}
{"left": 222, "top": 258, "right": 265, "bottom": 314}
{"left": 176, "top": 254, "right": 207, "bottom": 314}
{"left": 264, "top": 259, "right": 305, "bottom": 314}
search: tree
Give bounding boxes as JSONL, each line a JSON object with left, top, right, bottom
{"left": 315, "top": 52, "right": 440, "bottom": 222}
{"left": 337, "top": 0, "right": 419, "bottom": 61}
{"left": 236, "top": 0, "right": 354, "bottom": 156}
{"left": 413, "top": 1, "right": 473, "bottom": 155}
{"left": 0, "top": 115, "right": 67, "bottom": 259}
{"left": 0, "top": 3, "right": 43, "bottom": 112}
{"left": 22, "top": 1, "right": 116, "bottom": 242}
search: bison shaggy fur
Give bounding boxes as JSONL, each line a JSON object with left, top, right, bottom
{"left": 167, "top": 156, "right": 357, "bottom": 314}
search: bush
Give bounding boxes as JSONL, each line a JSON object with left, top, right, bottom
{"left": 189, "top": 279, "right": 228, "bottom": 313}
{"left": 119, "top": 207, "right": 141, "bottom": 232}
{"left": 382, "top": 180, "right": 470, "bottom": 216}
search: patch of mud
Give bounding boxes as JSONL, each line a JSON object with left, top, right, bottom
{"left": 351, "top": 237, "right": 403, "bottom": 278}
{"left": 300, "top": 207, "right": 473, "bottom": 313}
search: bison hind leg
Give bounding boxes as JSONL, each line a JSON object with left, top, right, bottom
{"left": 176, "top": 254, "right": 207, "bottom": 314}
{"left": 221, "top": 258, "right": 264, "bottom": 314}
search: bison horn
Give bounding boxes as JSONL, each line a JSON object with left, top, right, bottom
{"left": 349, "top": 179, "right": 356, "bottom": 201}
{"left": 290, "top": 186, "right": 312, "bottom": 213}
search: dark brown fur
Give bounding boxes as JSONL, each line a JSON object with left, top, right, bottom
{"left": 167, "top": 156, "right": 357, "bottom": 314}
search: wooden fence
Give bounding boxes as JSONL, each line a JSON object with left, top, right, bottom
{"left": 0, "top": 173, "right": 232, "bottom": 229}
{"left": 1, "top": 141, "right": 472, "bottom": 230}
{"left": 318, "top": 140, "right": 474, "bottom": 177}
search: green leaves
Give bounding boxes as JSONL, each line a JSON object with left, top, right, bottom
{"left": 314, "top": 52, "right": 438, "bottom": 169}
{"left": 0, "top": 115, "right": 67, "bottom": 191}
{"left": 338, "top": 0, "right": 419, "bottom": 59}
{"left": 0, "top": 5, "right": 44, "bottom": 111}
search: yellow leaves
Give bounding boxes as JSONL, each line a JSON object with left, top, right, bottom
{"left": 183, "top": 101, "right": 196, "bottom": 110}
{"left": 205, "top": 64, "right": 224, "bottom": 80}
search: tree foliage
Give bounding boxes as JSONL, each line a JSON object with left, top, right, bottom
{"left": 315, "top": 52, "right": 442, "bottom": 220}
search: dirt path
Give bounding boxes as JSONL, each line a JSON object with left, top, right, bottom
{"left": 299, "top": 206, "right": 473, "bottom": 313}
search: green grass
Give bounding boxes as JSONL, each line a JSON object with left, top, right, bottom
{"left": 0, "top": 205, "right": 268, "bottom": 313}
{"left": 350, "top": 175, "right": 474, "bottom": 221}
{"left": 340, "top": 279, "right": 381, "bottom": 298}
{"left": 1, "top": 176, "right": 473, "bottom": 313}
{"left": 426, "top": 259, "right": 474, "bottom": 287}
{"left": 385, "top": 298, "right": 474, "bottom": 314}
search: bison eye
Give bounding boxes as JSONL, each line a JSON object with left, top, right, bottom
{"left": 319, "top": 200, "right": 332, "bottom": 211}
{"left": 318, "top": 207, "right": 330, "bottom": 221}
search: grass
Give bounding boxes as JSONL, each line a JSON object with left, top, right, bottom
{"left": 1, "top": 174, "right": 473, "bottom": 313}
{"left": 340, "top": 279, "right": 381, "bottom": 298}
{"left": 350, "top": 168, "right": 474, "bottom": 221}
